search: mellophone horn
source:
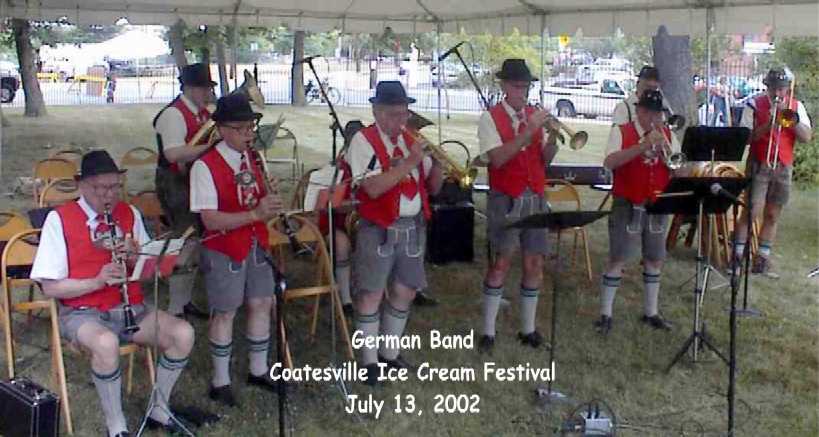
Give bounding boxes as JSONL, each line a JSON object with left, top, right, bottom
{"left": 186, "top": 70, "right": 266, "bottom": 148}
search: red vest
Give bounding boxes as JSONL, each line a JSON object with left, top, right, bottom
{"left": 57, "top": 201, "right": 143, "bottom": 311}
{"left": 487, "top": 104, "right": 547, "bottom": 197}
{"left": 200, "top": 146, "right": 270, "bottom": 262}
{"left": 354, "top": 125, "right": 431, "bottom": 229}
{"left": 612, "top": 122, "right": 672, "bottom": 205}
{"left": 749, "top": 94, "right": 798, "bottom": 166}
{"left": 166, "top": 97, "right": 210, "bottom": 173}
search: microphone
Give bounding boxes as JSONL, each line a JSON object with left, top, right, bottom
{"left": 295, "top": 55, "right": 320, "bottom": 64}
{"left": 710, "top": 183, "right": 745, "bottom": 206}
{"left": 439, "top": 42, "right": 465, "bottom": 61}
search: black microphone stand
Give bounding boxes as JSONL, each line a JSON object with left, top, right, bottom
{"left": 136, "top": 235, "right": 195, "bottom": 437}
{"left": 301, "top": 55, "right": 354, "bottom": 404}
{"left": 441, "top": 42, "right": 490, "bottom": 110}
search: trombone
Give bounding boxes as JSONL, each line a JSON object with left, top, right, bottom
{"left": 767, "top": 78, "right": 799, "bottom": 170}
{"left": 402, "top": 128, "right": 478, "bottom": 189}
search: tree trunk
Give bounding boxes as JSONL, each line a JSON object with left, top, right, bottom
{"left": 200, "top": 27, "right": 211, "bottom": 67}
{"left": 12, "top": 19, "right": 46, "bottom": 117}
{"left": 291, "top": 30, "right": 306, "bottom": 106}
{"left": 169, "top": 20, "right": 188, "bottom": 71}
{"left": 652, "top": 26, "right": 694, "bottom": 131}
{"left": 215, "top": 29, "right": 229, "bottom": 97}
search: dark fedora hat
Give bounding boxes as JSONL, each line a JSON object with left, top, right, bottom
{"left": 763, "top": 68, "right": 791, "bottom": 88}
{"left": 495, "top": 59, "right": 538, "bottom": 82}
{"left": 179, "top": 63, "right": 217, "bottom": 87}
{"left": 637, "top": 65, "right": 660, "bottom": 81}
{"left": 636, "top": 89, "right": 664, "bottom": 112}
{"left": 369, "top": 81, "right": 416, "bottom": 105}
{"left": 75, "top": 150, "right": 126, "bottom": 180}
{"left": 212, "top": 93, "right": 263, "bottom": 123}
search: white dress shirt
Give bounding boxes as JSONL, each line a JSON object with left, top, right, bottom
{"left": 190, "top": 141, "right": 254, "bottom": 212}
{"left": 346, "top": 124, "right": 432, "bottom": 217}
{"left": 30, "top": 197, "right": 150, "bottom": 281}
{"left": 155, "top": 94, "right": 202, "bottom": 152}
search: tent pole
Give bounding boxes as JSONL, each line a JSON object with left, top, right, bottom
{"left": 540, "top": 15, "right": 546, "bottom": 107}
{"left": 705, "top": 7, "right": 713, "bottom": 126}
{"left": 436, "top": 22, "right": 442, "bottom": 145}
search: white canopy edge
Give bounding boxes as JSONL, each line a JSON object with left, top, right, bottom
{"left": 2, "top": 1, "right": 817, "bottom": 37}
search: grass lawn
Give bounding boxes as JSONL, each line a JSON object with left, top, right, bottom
{"left": 0, "top": 104, "right": 817, "bottom": 436}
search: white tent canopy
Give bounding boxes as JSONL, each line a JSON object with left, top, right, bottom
{"left": 2, "top": 0, "right": 817, "bottom": 37}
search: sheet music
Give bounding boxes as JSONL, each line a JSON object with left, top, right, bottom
{"left": 128, "top": 237, "right": 187, "bottom": 281}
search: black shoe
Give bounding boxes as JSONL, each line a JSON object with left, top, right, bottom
{"left": 363, "top": 363, "right": 380, "bottom": 386}
{"left": 518, "top": 331, "right": 544, "bottom": 348}
{"left": 247, "top": 373, "right": 282, "bottom": 393}
{"left": 108, "top": 432, "right": 130, "bottom": 437}
{"left": 342, "top": 303, "right": 354, "bottom": 316}
{"left": 641, "top": 314, "right": 673, "bottom": 331}
{"left": 208, "top": 384, "right": 238, "bottom": 407}
{"left": 413, "top": 291, "right": 438, "bottom": 307}
{"left": 146, "top": 416, "right": 192, "bottom": 434}
{"left": 593, "top": 315, "right": 612, "bottom": 335}
{"left": 478, "top": 335, "right": 495, "bottom": 354}
{"left": 183, "top": 302, "right": 209, "bottom": 320}
{"left": 170, "top": 405, "right": 220, "bottom": 427}
{"left": 378, "top": 354, "right": 414, "bottom": 371}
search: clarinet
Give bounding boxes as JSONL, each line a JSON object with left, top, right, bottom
{"left": 103, "top": 203, "right": 140, "bottom": 335}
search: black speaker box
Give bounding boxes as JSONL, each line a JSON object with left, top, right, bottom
{"left": 426, "top": 203, "right": 474, "bottom": 264}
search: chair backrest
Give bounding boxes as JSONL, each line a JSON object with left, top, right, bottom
{"left": 33, "top": 158, "right": 77, "bottom": 182}
{"left": 545, "top": 179, "right": 581, "bottom": 211}
{"left": 49, "top": 148, "right": 84, "bottom": 164}
{"left": 39, "top": 178, "right": 80, "bottom": 207}
{"left": 120, "top": 147, "right": 158, "bottom": 168}
{"left": 0, "top": 211, "right": 32, "bottom": 242}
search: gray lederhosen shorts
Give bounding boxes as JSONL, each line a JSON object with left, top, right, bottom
{"left": 354, "top": 216, "right": 427, "bottom": 293}
{"left": 58, "top": 303, "right": 150, "bottom": 345}
{"left": 748, "top": 160, "right": 792, "bottom": 207}
{"left": 200, "top": 241, "right": 276, "bottom": 312}
{"left": 608, "top": 196, "right": 670, "bottom": 263}
{"left": 486, "top": 188, "right": 550, "bottom": 256}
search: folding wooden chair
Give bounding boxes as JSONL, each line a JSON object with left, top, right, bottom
{"left": 2, "top": 229, "right": 154, "bottom": 435}
{"left": 119, "top": 147, "right": 158, "bottom": 197}
{"left": 38, "top": 177, "right": 80, "bottom": 207}
{"left": 262, "top": 126, "right": 301, "bottom": 183}
{"left": 545, "top": 180, "right": 594, "bottom": 283}
{"left": 290, "top": 168, "right": 318, "bottom": 211}
{"left": 32, "top": 158, "right": 77, "bottom": 206}
{"left": 128, "top": 190, "right": 168, "bottom": 237}
{"left": 267, "top": 214, "right": 354, "bottom": 368}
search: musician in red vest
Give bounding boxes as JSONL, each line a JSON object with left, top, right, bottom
{"left": 596, "top": 90, "right": 680, "bottom": 335}
{"left": 189, "top": 93, "right": 283, "bottom": 406}
{"left": 476, "top": 59, "right": 559, "bottom": 353}
{"left": 31, "top": 150, "right": 195, "bottom": 437}
{"left": 153, "top": 62, "right": 216, "bottom": 320}
{"left": 346, "top": 81, "right": 444, "bottom": 385}
{"left": 734, "top": 68, "right": 812, "bottom": 278}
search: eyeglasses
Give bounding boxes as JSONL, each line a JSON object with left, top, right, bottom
{"left": 89, "top": 183, "right": 122, "bottom": 194}
{"left": 222, "top": 123, "right": 257, "bottom": 134}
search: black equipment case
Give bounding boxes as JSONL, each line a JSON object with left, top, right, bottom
{"left": 0, "top": 377, "right": 60, "bottom": 437}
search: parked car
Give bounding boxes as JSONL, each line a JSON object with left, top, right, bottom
{"left": 540, "top": 77, "right": 633, "bottom": 118}
{"left": 0, "top": 60, "right": 21, "bottom": 103}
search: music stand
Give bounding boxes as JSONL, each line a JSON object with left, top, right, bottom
{"left": 508, "top": 211, "right": 610, "bottom": 403}
{"left": 647, "top": 177, "right": 747, "bottom": 371}
{"left": 675, "top": 127, "right": 751, "bottom": 293}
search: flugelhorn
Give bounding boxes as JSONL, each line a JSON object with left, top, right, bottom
{"left": 535, "top": 104, "right": 588, "bottom": 150}
{"left": 402, "top": 128, "right": 478, "bottom": 189}
{"left": 187, "top": 70, "right": 266, "bottom": 148}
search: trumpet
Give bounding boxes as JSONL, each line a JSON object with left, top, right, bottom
{"left": 403, "top": 128, "right": 478, "bottom": 189}
{"left": 535, "top": 104, "right": 588, "bottom": 150}
{"left": 187, "top": 70, "right": 266, "bottom": 148}
{"left": 648, "top": 122, "right": 686, "bottom": 171}
{"left": 101, "top": 204, "right": 140, "bottom": 335}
